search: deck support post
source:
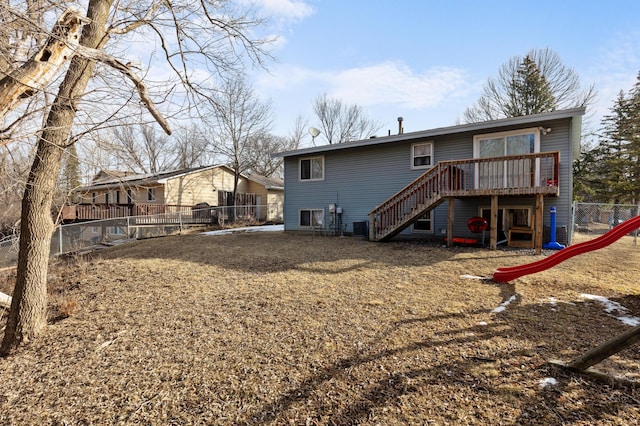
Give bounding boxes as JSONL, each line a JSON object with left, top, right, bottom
{"left": 368, "top": 215, "right": 375, "bottom": 241}
{"left": 447, "top": 197, "right": 455, "bottom": 247}
{"left": 490, "top": 195, "right": 498, "bottom": 250}
{"left": 535, "top": 194, "right": 544, "bottom": 254}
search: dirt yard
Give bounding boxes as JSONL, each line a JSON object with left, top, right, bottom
{"left": 1, "top": 231, "right": 640, "bottom": 425}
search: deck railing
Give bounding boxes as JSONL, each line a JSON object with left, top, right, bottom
{"left": 60, "top": 202, "right": 266, "bottom": 225}
{"left": 369, "top": 151, "right": 560, "bottom": 241}
{"left": 62, "top": 203, "right": 196, "bottom": 221}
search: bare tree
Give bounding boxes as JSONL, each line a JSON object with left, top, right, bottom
{"left": 289, "top": 114, "right": 309, "bottom": 148}
{"left": 0, "top": 145, "right": 29, "bottom": 235}
{"left": 0, "top": 0, "right": 273, "bottom": 355}
{"left": 173, "top": 124, "right": 215, "bottom": 169}
{"left": 0, "top": 7, "right": 87, "bottom": 121}
{"left": 108, "top": 124, "right": 173, "bottom": 173}
{"left": 463, "top": 48, "right": 596, "bottom": 123}
{"left": 312, "top": 93, "right": 381, "bottom": 144}
{"left": 209, "top": 78, "right": 272, "bottom": 205}
{"left": 246, "top": 132, "right": 299, "bottom": 178}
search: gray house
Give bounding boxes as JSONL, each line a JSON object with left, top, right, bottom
{"left": 275, "top": 107, "right": 586, "bottom": 251}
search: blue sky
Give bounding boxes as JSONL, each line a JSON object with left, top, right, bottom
{"left": 250, "top": 0, "right": 640, "bottom": 144}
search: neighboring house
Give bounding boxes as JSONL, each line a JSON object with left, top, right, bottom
{"left": 62, "top": 165, "right": 284, "bottom": 223}
{"left": 275, "top": 107, "right": 586, "bottom": 251}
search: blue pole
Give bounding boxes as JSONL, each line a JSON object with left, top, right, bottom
{"left": 543, "top": 206, "right": 565, "bottom": 250}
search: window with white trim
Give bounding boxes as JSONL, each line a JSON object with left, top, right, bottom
{"left": 299, "top": 156, "right": 324, "bottom": 181}
{"left": 147, "top": 187, "right": 156, "bottom": 201}
{"left": 473, "top": 128, "right": 540, "bottom": 189}
{"left": 473, "top": 128, "right": 538, "bottom": 158}
{"left": 411, "top": 142, "right": 433, "bottom": 169}
{"left": 299, "top": 209, "right": 324, "bottom": 227}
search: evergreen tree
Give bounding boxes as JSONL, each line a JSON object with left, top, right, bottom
{"left": 573, "top": 140, "right": 606, "bottom": 202}
{"left": 624, "top": 72, "right": 640, "bottom": 203}
{"left": 504, "top": 55, "right": 556, "bottom": 117}
{"left": 597, "top": 91, "right": 632, "bottom": 203}
{"left": 576, "top": 76, "right": 640, "bottom": 205}
{"left": 464, "top": 48, "right": 595, "bottom": 122}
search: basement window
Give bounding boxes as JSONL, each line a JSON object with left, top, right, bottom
{"left": 300, "top": 209, "right": 324, "bottom": 227}
{"left": 413, "top": 211, "right": 433, "bottom": 233}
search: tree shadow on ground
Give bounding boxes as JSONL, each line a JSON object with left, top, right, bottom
{"left": 92, "top": 232, "right": 537, "bottom": 275}
{"left": 238, "top": 293, "right": 640, "bottom": 425}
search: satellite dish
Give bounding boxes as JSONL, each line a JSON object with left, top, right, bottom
{"left": 309, "top": 127, "right": 321, "bottom": 137}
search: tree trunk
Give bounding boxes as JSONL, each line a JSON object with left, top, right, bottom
{"left": 1, "top": 0, "right": 114, "bottom": 356}
{"left": 0, "top": 9, "right": 87, "bottom": 121}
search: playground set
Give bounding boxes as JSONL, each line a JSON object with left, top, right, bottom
{"left": 491, "top": 214, "right": 640, "bottom": 384}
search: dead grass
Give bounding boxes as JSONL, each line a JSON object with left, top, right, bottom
{"left": 1, "top": 231, "right": 640, "bottom": 425}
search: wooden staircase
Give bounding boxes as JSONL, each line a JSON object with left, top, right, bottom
{"left": 368, "top": 163, "right": 462, "bottom": 241}
{"left": 368, "top": 152, "right": 561, "bottom": 242}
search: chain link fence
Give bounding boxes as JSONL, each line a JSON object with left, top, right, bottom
{"left": 0, "top": 237, "right": 19, "bottom": 269}
{"left": 572, "top": 202, "right": 639, "bottom": 246}
{"left": 0, "top": 204, "right": 282, "bottom": 269}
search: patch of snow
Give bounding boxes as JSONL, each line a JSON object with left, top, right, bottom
{"left": 477, "top": 321, "right": 488, "bottom": 326}
{"left": 539, "top": 377, "right": 558, "bottom": 387}
{"left": 492, "top": 294, "right": 518, "bottom": 313}
{"left": 580, "top": 293, "right": 640, "bottom": 326}
{"left": 201, "top": 224, "right": 284, "bottom": 236}
{"left": 617, "top": 316, "right": 640, "bottom": 327}
{"left": 581, "top": 294, "right": 624, "bottom": 313}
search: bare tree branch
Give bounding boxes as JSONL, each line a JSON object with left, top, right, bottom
{"left": 73, "top": 45, "right": 172, "bottom": 135}
{"left": 0, "top": 9, "right": 88, "bottom": 120}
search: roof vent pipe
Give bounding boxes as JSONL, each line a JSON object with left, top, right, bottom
{"left": 397, "top": 117, "right": 404, "bottom": 135}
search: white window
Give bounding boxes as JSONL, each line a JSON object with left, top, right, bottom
{"left": 411, "top": 142, "right": 433, "bottom": 170}
{"left": 474, "top": 128, "right": 538, "bottom": 158}
{"left": 473, "top": 128, "right": 540, "bottom": 189}
{"left": 147, "top": 187, "right": 156, "bottom": 201}
{"left": 413, "top": 211, "right": 433, "bottom": 233}
{"left": 299, "top": 209, "right": 324, "bottom": 227}
{"left": 300, "top": 156, "right": 324, "bottom": 181}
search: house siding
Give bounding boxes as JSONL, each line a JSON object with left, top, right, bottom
{"left": 81, "top": 185, "right": 165, "bottom": 205}
{"left": 283, "top": 116, "right": 576, "bottom": 241}
{"left": 266, "top": 191, "right": 284, "bottom": 222}
{"left": 285, "top": 141, "right": 430, "bottom": 233}
{"left": 245, "top": 180, "right": 284, "bottom": 222}
{"left": 164, "top": 167, "right": 243, "bottom": 206}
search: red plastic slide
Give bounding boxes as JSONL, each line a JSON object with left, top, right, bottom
{"left": 492, "top": 215, "right": 640, "bottom": 283}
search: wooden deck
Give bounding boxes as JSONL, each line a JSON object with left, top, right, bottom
{"left": 60, "top": 203, "right": 217, "bottom": 225}
{"left": 368, "top": 151, "right": 560, "bottom": 242}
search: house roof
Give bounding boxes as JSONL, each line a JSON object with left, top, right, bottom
{"left": 245, "top": 173, "right": 284, "bottom": 191}
{"left": 79, "top": 165, "right": 284, "bottom": 192}
{"left": 274, "top": 107, "right": 587, "bottom": 158}
{"left": 80, "top": 165, "right": 228, "bottom": 191}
